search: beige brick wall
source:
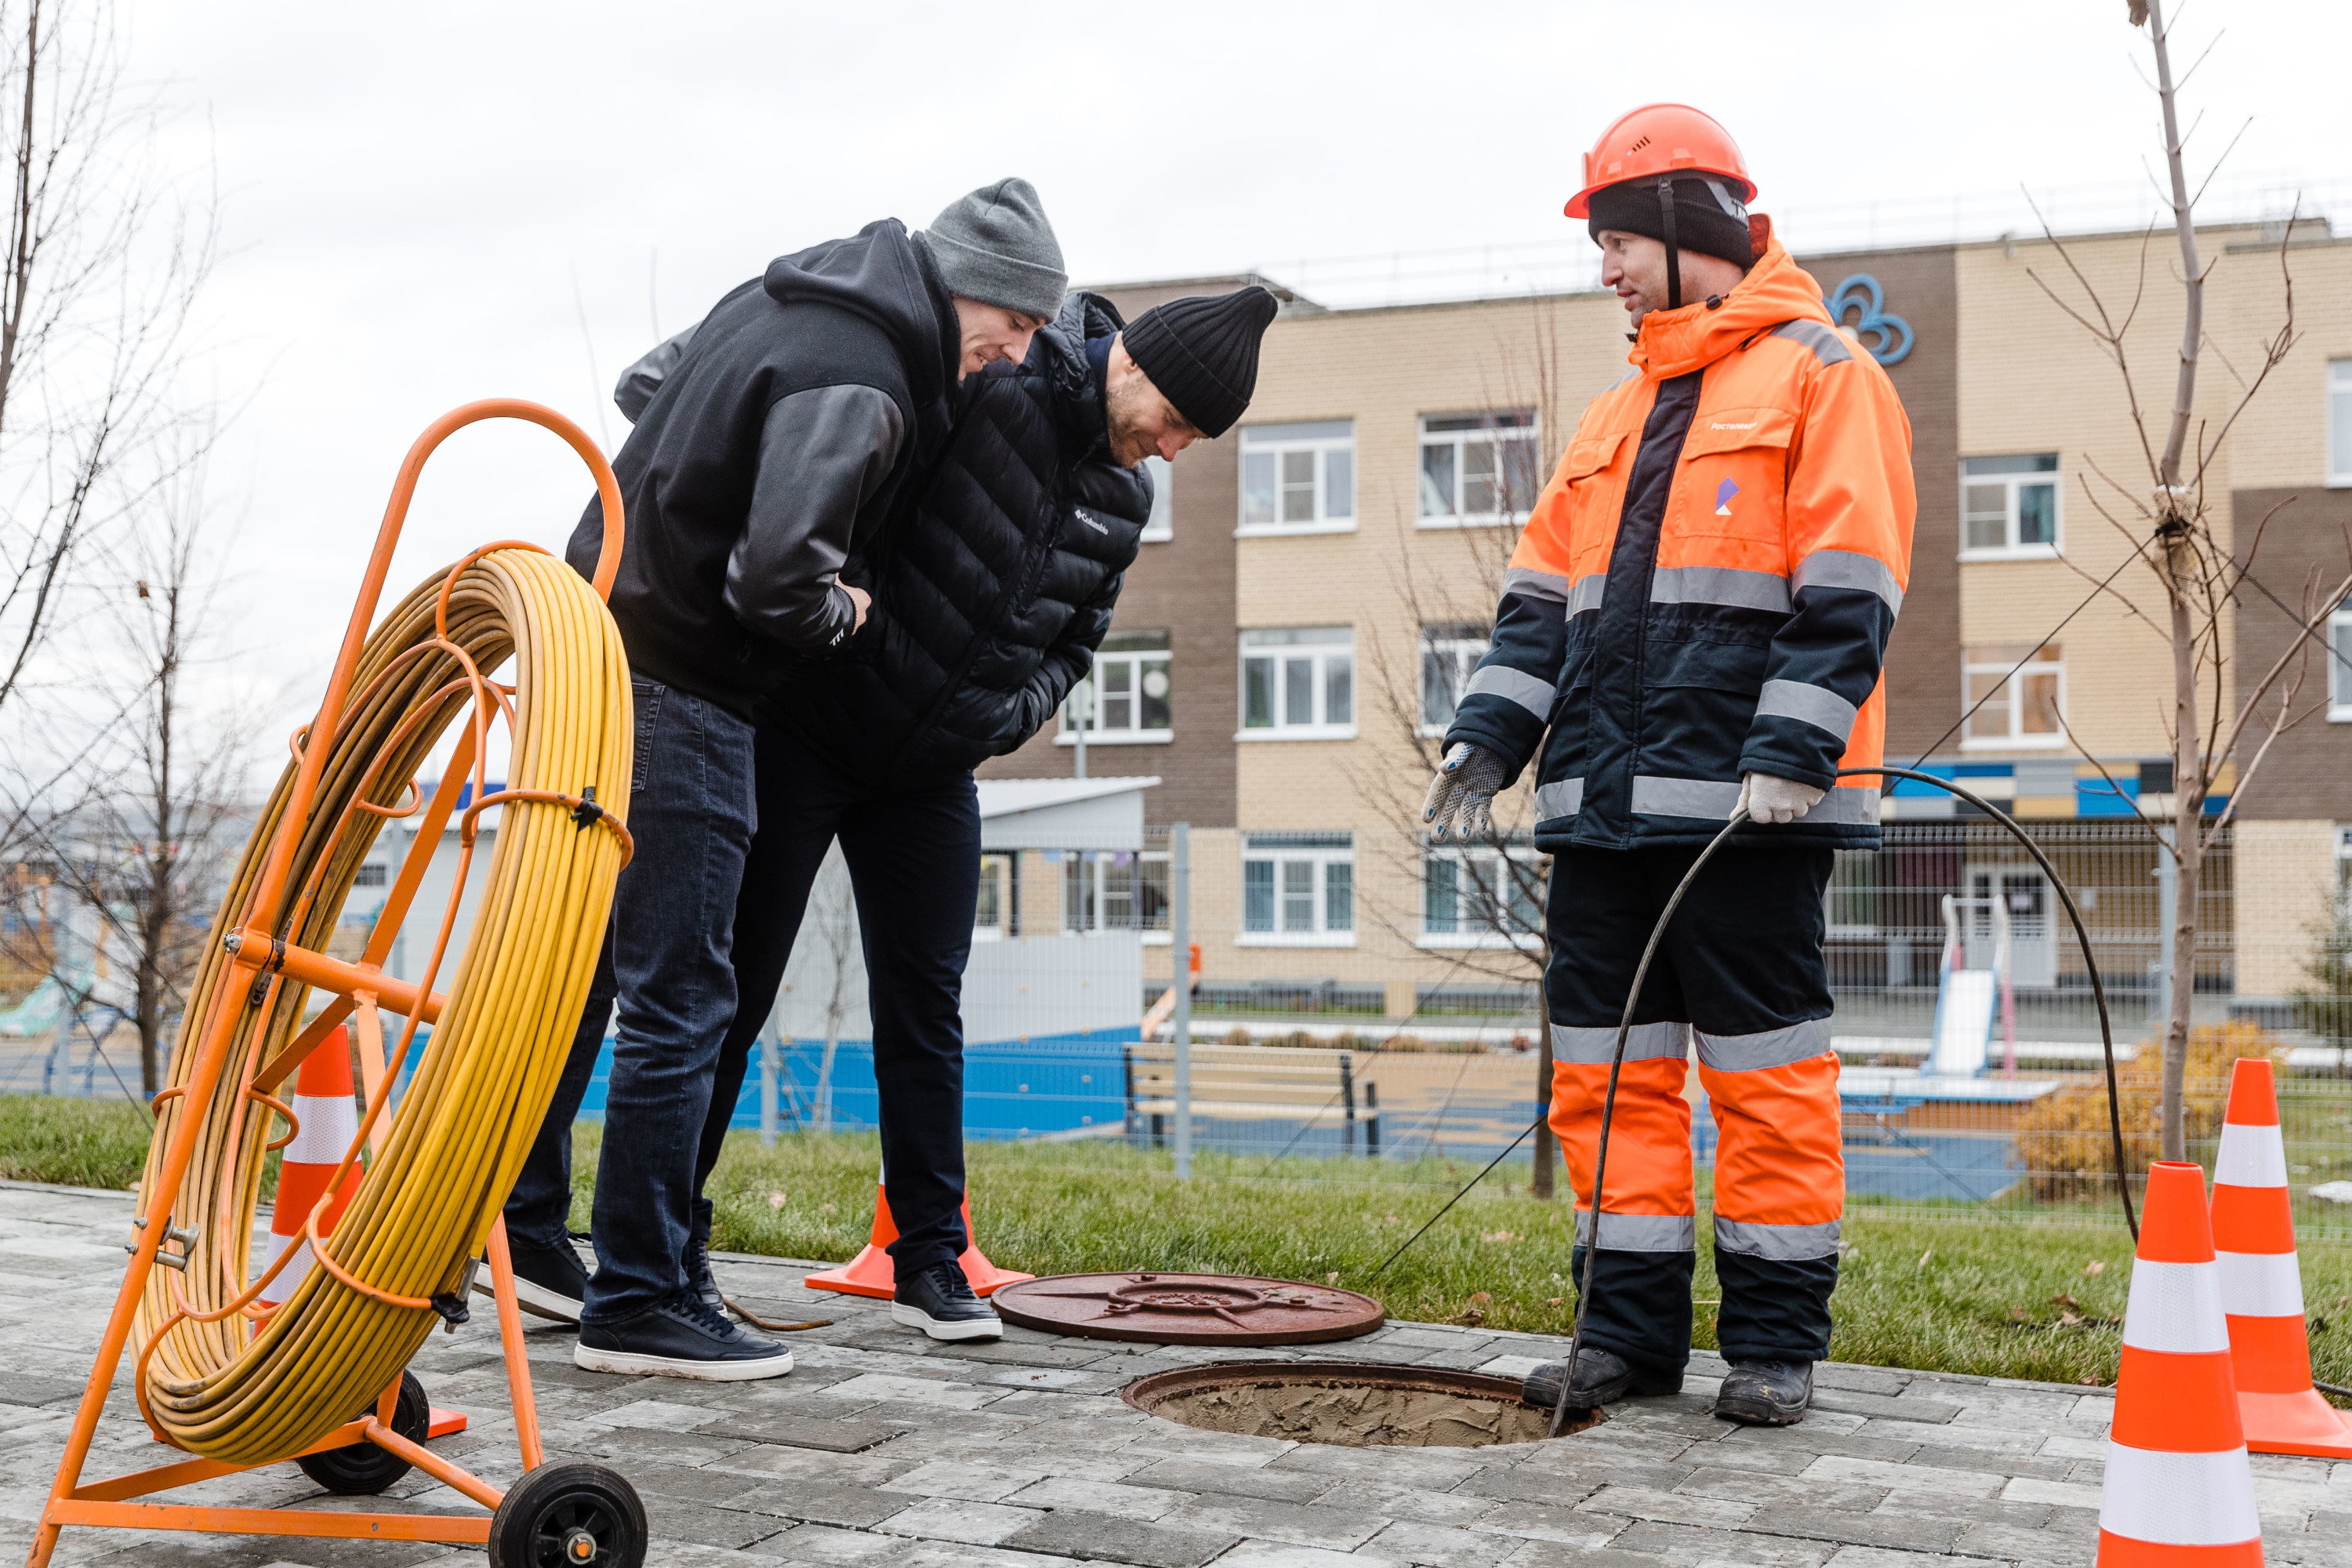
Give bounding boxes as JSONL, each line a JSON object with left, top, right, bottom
{"left": 2233, "top": 818, "right": 2337, "bottom": 999}
{"left": 1951, "top": 227, "right": 2352, "bottom": 760}
{"left": 1218, "top": 292, "right": 1628, "bottom": 990}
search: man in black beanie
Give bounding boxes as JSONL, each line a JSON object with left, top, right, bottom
{"left": 662, "top": 283, "right": 1281, "bottom": 1344}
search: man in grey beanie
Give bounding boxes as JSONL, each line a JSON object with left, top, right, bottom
{"left": 498, "top": 181, "right": 1066, "bottom": 1382}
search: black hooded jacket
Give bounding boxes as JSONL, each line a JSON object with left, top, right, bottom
{"left": 566, "top": 220, "right": 958, "bottom": 717}
{"left": 763, "top": 291, "right": 1152, "bottom": 785}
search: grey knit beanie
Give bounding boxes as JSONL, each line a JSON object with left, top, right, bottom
{"left": 921, "top": 178, "right": 1066, "bottom": 320}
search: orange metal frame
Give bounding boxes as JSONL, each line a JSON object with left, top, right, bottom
{"left": 26, "top": 400, "right": 626, "bottom": 1567}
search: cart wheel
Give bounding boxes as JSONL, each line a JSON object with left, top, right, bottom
{"left": 488, "top": 1462, "right": 648, "bottom": 1568}
{"left": 293, "top": 1369, "right": 430, "bottom": 1495}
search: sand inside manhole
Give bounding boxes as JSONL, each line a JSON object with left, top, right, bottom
{"left": 1126, "top": 1364, "right": 1599, "bottom": 1448}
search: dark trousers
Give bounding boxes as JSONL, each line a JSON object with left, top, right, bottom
{"left": 1544, "top": 842, "right": 1846, "bottom": 1371}
{"left": 503, "top": 678, "right": 757, "bottom": 1326}
{"left": 693, "top": 721, "right": 981, "bottom": 1278}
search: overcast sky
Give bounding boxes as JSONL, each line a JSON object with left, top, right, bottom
{"left": 121, "top": 0, "right": 2351, "bottom": 742}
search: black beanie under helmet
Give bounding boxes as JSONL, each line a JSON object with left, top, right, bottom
{"left": 1122, "top": 285, "right": 1279, "bottom": 438}
{"left": 1585, "top": 175, "right": 1755, "bottom": 269}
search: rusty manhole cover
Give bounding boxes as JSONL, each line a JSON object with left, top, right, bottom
{"left": 990, "top": 1272, "right": 1384, "bottom": 1345}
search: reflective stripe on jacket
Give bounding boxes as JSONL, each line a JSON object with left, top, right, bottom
{"left": 1446, "top": 225, "right": 1915, "bottom": 849}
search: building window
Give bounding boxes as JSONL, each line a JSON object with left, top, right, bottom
{"left": 1142, "top": 455, "right": 1173, "bottom": 541}
{"left": 975, "top": 854, "right": 1013, "bottom": 939}
{"left": 1241, "top": 833, "right": 1353, "bottom": 942}
{"left": 1061, "top": 631, "right": 1171, "bottom": 744}
{"left": 2331, "top": 361, "right": 2352, "bottom": 488}
{"left": 1418, "top": 411, "right": 1540, "bottom": 525}
{"left": 1240, "top": 420, "right": 1354, "bottom": 534}
{"left": 1419, "top": 623, "right": 1490, "bottom": 734}
{"left": 1062, "top": 851, "right": 1169, "bottom": 934}
{"left": 1960, "top": 454, "right": 2061, "bottom": 558}
{"left": 354, "top": 863, "right": 388, "bottom": 888}
{"left": 1240, "top": 628, "right": 1354, "bottom": 739}
{"left": 1421, "top": 843, "right": 1542, "bottom": 946}
{"left": 2330, "top": 597, "right": 2352, "bottom": 721}
{"left": 1962, "top": 642, "right": 2064, "bottom": 749}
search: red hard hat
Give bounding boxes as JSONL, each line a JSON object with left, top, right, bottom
{"left": 1564, "top": 103, "right": 1755, "bottom": 219}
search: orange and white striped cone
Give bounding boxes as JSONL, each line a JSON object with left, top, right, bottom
{"left": 256, "top": 1029, "right": 364, "bottom": 1308}
{"left": 2098, "top": 1160, "right": 2263, "bottom": 1568}
{"left": 2212, "top": 1056, "right": 2352, "bottom": 1459}
{"left": 804, "top": 1164, "right": 1032, "bottom": 1300}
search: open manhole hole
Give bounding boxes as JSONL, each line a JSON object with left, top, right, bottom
{"left": 1122, "top": 1361, "right": 1599, "bottom": 1448}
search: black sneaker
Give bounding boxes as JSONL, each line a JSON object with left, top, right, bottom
{"left": 891, "top": 1260, "right": 1003, "bottom": 1342}
{"left": 474, "top": 1236, "right": 590, "bottom": 1325}
{"left": 684, "top": 1229, "right": 725, "bottom": 1314}
{"left": 574, "top": 1293, "right": 794, "bottom": 1381}
{"left": 1521, "top": 1345, "right": 1684, "bottom": 1410}
{"left": 1715, "top": 1359, "right": 1813, "bottom": 1425}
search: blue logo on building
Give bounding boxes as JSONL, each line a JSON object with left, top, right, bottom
{"left": 1824, "top": 274, "right": 1914, "bottom": 366}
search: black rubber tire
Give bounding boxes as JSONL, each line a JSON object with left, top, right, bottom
{"left": 488, "top": 1462, "right": 648, "bottom": 1568}
{"left": 293, "top": 1369, "right": 430, "bottom": 1495}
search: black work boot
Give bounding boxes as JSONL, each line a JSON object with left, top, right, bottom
{"left": 1715, "top": 1359, "right": 1813, "bottom": 1425}
{"left": 1521, "top": 1345, "right": 1683, "bottom": 1410}
{"left": 891, "top": 1260, "right": 1003, "bottom": 1342}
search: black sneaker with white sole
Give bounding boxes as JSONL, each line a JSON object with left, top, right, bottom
{"left": 891, "top": 1259, "right": 1002, "bottom": 1342}
{"left": 574, "top": 1292, "right": 794, "bottom": 1381}
{"left": 472, "top": 1236, "right": 590, "bottom": 1325}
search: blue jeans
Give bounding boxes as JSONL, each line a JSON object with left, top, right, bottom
{"left": 503, "top": 677, "right": 757, "bottom": 1326}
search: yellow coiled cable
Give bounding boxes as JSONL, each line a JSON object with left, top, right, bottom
{"left": 129, "top": 546, "right": 630, "bottom": 1465}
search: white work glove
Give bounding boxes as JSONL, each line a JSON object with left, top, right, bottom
{"left": 1735, "top": 771, "right": 1825, "bottom": 826}
{"left": 1423, "top": 742, "right": 1507, "bottom": 842}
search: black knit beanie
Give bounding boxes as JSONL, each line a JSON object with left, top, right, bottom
{"left": 1122, "top": 285, "right": 1280, "bottom": 437}
{"left": 1585, "top": 175, "right": 1755, "bottom": 268}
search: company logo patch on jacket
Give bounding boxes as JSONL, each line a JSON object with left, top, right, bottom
{"left": 1074, "top": 508, "right": 1109, "bottom": 535}
{"left": 1714, "top": 478, "right": 1740, "bottom": 517}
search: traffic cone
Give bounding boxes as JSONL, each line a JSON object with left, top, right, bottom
{"left": 804, "top": 1166, "right": 1032, "bottom": 1300}
{"left": 256, "top": 1029, "right": 364, "bottom": 1308}
{"left": 2212, "top": 1057, "right": 2352, "bottom": 1459}
{"left": 2098, "top": 1160, "right": 2263, "bottom": 1568}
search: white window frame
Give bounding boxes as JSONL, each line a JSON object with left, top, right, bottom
{"left": 1959, "top": 454, "right": 2062, "bottom": 561}
{"left": 2328, "top": 597, "right": 2352, "bottom": 721}
{"left": 2330, "top": 360, "right": 2352, "bottom": 488}
{"left": 975, "top": 853, "right": 1013, "bottom": 942}
{"left": 1418, "top": 624, "right": 1490, "bottom": 736}
{"left": 1058, "top": 633, "right": 1171, "bottom": 746}
{"left": 1960, "top": 643, "right": 2067, "bottom": 751}
{"left": 1238, "top": 628, "right": 1355, "bottom": 741}
{"left": 1141, "top": 455, "right": 1173, "bottom": 541}
{"left": 1061, "top": 849, "right": 1167, "bottom": 935}
{"left": 1238, "top": 420, "right": 1356, "bottom": 536}
{"left": 1238, "top": 833, "right": 1355, "bottom": 947}
{"left": 1416, "top": 410, "right": 1541, "bottom": 528}
{"left": 1418, "top": 843, "right": 1544, "bottom": 950}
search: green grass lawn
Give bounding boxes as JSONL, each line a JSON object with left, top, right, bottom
{"left": 8, "top": 1093, "right": 2347, "bottom": 1389}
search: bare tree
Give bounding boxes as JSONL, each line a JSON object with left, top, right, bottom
{"left": 2021, "top": 1, "right": 2346, "bottom": 1160}
{"left": 40, "top": 437, "right": 248, "bottom": 1093}
{"left": 1352, "top": 296, "right": 1573, "bottom": 1194}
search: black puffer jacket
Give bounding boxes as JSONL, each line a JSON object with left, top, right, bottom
{"left": 767, "top": 291, "right": 1151, "bottom": 784}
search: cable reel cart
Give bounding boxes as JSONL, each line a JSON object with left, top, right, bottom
{"left": 27, "top": 401, "right": 648, "bottom": 1568}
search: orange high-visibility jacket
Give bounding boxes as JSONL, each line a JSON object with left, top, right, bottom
{"left": 1446, "top": 226, "right": 1915, "bottom": 850}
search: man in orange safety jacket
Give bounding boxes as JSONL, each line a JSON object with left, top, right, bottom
{"left": 1423, "top": 104, "right": 1915, "bottom": 1425}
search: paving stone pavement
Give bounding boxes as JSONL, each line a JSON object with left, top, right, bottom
{"left": 2, "top": 1178, "right": 2348, "bottom": 1567}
